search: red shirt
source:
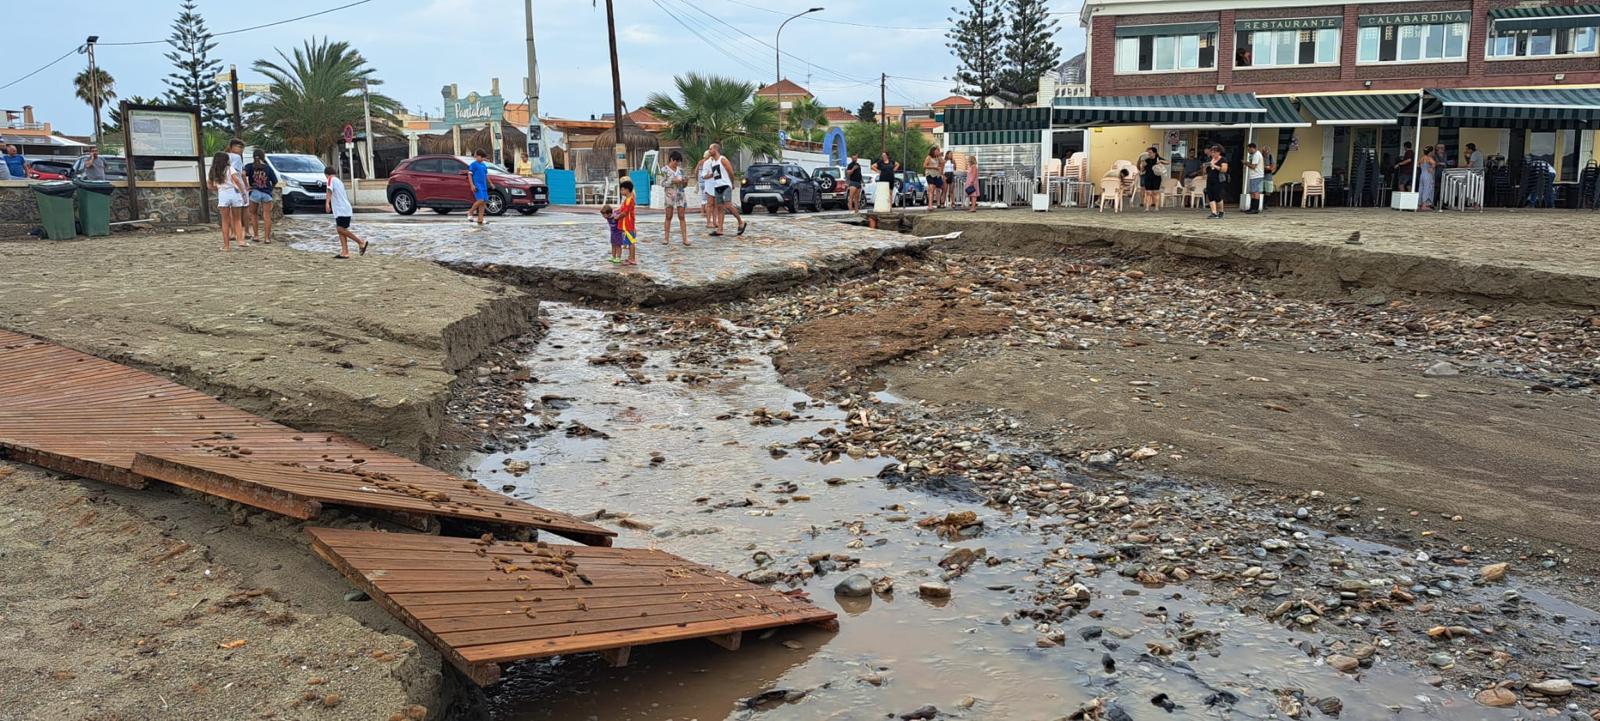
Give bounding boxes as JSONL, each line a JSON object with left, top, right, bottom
{"left": 617, "top": 195, "right": 636, "bottom": 234}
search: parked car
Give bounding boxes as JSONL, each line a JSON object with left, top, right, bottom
{"left": 70, "top": 154, "right": 128, "bottom": 180}
{"left": 739, "top": 162, "right": 822, "bottom": 214}
{"left": 264, "top": 153, "right": 328, "bottom": 213}
{"left": 26, "top": 158, "right": 72, "bottom": 180}
{"left": 811, "top": 166, "right": 848, "bottom": 209}
{"left": 895, "top": 171, "right": 927, "bottom": 206}
{"left": 387, "top": 154, "right": 548, "bottom": 216}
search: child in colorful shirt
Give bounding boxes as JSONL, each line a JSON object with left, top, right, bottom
{"left": 615, "top": 179, "right": 637, "bottom": 266}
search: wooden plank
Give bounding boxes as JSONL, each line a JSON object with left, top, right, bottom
{"left": 132, "top": 452, "right": 323, "bottom": 520}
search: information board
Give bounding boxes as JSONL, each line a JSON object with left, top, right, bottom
{"left": 127, "top": 109, "right": 198, "bottom": 158}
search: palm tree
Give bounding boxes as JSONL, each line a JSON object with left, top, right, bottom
{"left": 249, "top": 38, "right": 402, "bottom": 159}
{"left": 645, "top": 73, "right": 777, "bottom": 163}
{"left": 784, "top": 97, "right": 829, "bottom": 144}
{"left": 74, "top": 67, "right": 117, "bottom": 113}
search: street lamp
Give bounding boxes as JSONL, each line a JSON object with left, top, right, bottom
{"left": 775, "top": 7, "right": 822, "bottom": 161}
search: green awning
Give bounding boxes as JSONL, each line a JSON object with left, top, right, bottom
{"left": 1147, "top": 96, "right": 1307, "bottom": 128}
{"left": 945, "top": 130, "right": 1042, "bottom": 146}
{"left": 941, "top": 107, "right": 1052, "bottom": 134}
{"left": 1114, "top": 22, "right": 1218, "bottom": 38}
{"left": 1490, "top": 4, "right": 1600, "bottom": 30}
{"left": 1052, "top": 93, "right": 1265, "bottom": 125}
{"left": 1403, "top": 88, "right": 1600, "bottom": 129}
{"left": 1299, "top": 93, "right": 1413, "bottom": 125}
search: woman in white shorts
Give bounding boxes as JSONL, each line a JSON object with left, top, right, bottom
{"left": 660, "top": 150, "right": 690, "bottom": 246}
{"left": 208, "top": 151, "right": 248, "bottom": 251}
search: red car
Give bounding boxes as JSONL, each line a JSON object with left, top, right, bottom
{"left": 26, "top": 159, "right": 72, "bottom": 180}
{"left": 386, "top": 154, "right": 548, "bottom": 216}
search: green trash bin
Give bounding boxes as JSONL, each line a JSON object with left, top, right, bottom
{"left": 31, "top": 181, "right": 77, "bottom": 240}
{"left": 74, "top": 178, "right": 115, "bottom": 237}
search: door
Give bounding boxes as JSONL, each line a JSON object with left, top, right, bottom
{"left": 408, "top": 158, "right": 446, "bottom": 203}
{"left": 1197, "top": 130, "right": 1246, "bottom": 202}
{"left": 432, "top": 157, "right": 472, "bottom": 205}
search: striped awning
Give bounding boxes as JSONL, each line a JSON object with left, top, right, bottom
{"left": 1298, "top": 93, "right": 1413, "bottom": 125}
{"left": 945, "top": 130, "right": 1042, "bottom": 146}
{"left": 1489, "top": 4, "right": 1600, "bottom": 30}
{"left": 941, "top": 107, "right": 1052, "bottom": 134}
{"left": 1148, "top": 96, "right": 1308, "bottom": 128}
{"left": 1051, "top": 93, "right": 1266, "bottom": 125}
{"left": 1403, "top": 87, "right": 1600, "bottom": 129}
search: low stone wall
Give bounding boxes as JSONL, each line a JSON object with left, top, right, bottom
{"left": 0, "top": 180, "right": 283, "bottom": 235}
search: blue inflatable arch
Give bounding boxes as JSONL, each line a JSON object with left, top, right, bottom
{"left": 821, "top": 127, "right": 847, "bottom": 167}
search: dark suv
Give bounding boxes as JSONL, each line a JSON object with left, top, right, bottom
{"left": 387, "top": 154, "right": 548, "bottom": 216}
{"left": 739, "top": 163, "right": 821, "bottom": 214}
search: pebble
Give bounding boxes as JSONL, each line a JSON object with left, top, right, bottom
{"left": 918, "top": 581, "right": 951, "bottom": 599}
{"left": 1428, "top": 652, "right": 1455, "bottom": 668}
{"left": 1476, "top": 687, "right": 1518, "bottom": 707}
{"left": 342, "top": 590, "right": 369, "bottom": 602}
{"left": 834, "top": 574, "right": 873, "bottom": 598}
{"left": 1423, "top": 361, "right": 1460, "bottom": 377}
{"left": 899, "top": 704, "right": 938, "bottom": 720}
{"left": 1529, "top": 679, "right": 1574, "bottom": 696}
{"left": 1327, "top": 654, "right": 1360, "bottom": 673}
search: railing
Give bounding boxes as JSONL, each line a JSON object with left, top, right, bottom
{"left": 4, "top": 121, "right": 47, "bottom": 131}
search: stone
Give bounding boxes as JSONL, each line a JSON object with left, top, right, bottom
{"left": 1312, "top": 696, "right": 1343, "bottom": 717}
{"left": 342, "top": 590, "right": 369, "bottom": 602}
{"left": 1087, "top": 451, "right": 1117, "bottom": 468}
{"left": 1475, "top": 688, "right": 1518, "bottom": 707}
{"left": 1528, "top": 679, "right": 1574, "bottom": 696}
{"left": 1078, "top": 625, "right": 1104, "bottom": 641}
{"left": 918, "top": 581, "right": 951, "bottom": 599}
{"left": 834, "top": 574, "right": 873, "bottom": 597}
{"left": 1480, "top": 562, "right": 1509, "bottom": 582}
{"left": 1129, "top": 446, "right": 1158, "bottom": 461}
{"left": 899, "top": 704, "right": 938, "bottom": 720}
{"left": 1427, "top": 653, "right": 1455, "bottom": 669}
{"left": 1327, "top": 654, "right": 1360, "bottom": 673}
{"left": 1423, "top": 361, "right": 1460, "bottom": 377}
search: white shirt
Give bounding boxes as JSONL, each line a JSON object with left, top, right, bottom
{"left": 943, "top": 158, "right": 955, "bottom": 174}
{"left": 1246, "top": 150, "right": 1265, "bottom": 180}
{"left": 326, "top": 176, "right": 352, "bottom": 216}
{"left": 229, "top": 152, "right": 244, "bottom": 173}
{"left": 703, "top": 156, "right": 731, "bottom": 190}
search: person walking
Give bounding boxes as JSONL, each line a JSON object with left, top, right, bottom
{"left": 467, "top": 149, "right": 490, "bottom": 226}
{"left": 845, "top": 152, "right": 864, "bottom": 213}
{"left": 923, "top": 146, "right": 943, "bottom": 211}
{"left": 242, "top": 149, "right": 278, "bottom": 243}
{"left": 660, "top": 150, "right": 690, "bottom": 246}
{"left": 703, "top": 143, "right": 745, "bottom": 237}
{"left": 1138, "top": 146, "right": 1164, "bottom": 211}
{"left": 81, "top": 146, "right": 108, "bottom": 181}
{"left": 1203, "top": 144, "right": 1229, "bottom": 219}
{"left": 1417, "top": 144, "right": 1437, "bottom": 211}
{"left": 324, "top": 165, "right": 367, "bottom": 258}
{"left": 208, "top": 151, "right": 247, "bottom": 251}
{"left": 1243, "top": 142, "right": 1265, "bottom": 214}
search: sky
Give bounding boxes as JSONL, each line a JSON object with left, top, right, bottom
{"left": 4, "top": 0, "right": 1085, "bottom": 137}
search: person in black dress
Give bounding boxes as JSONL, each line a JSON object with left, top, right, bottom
{"left": 1138, "top": 146, "right": 1164, "bottom": 211}
{"left": 1203, "top": 144, "right": 1230, "bottom": 219}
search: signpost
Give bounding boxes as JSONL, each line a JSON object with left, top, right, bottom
{"left": 122, "top": 102, "right": 204, "bottom": 222}
{"left": 443, "top": 88, "right": 507, "bottom": 163}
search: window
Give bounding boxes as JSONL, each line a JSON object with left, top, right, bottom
{"left": 1114, "top": 31, "right": 1217, "bottom": 72}
{"left": 1487, "top": 23, "right": 1600, "bottom": 58}
{"left": 1558, "top": 129, "right": 1580, "bottom": 183}
{"left": 1357, "top": 22, "right": 1469, "bottom": 62}
{"left": 1235, "top": 27, "right": 1341, "bottom": 67}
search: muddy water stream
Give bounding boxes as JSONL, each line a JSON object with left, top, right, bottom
{"left": 472, "top": 305, "right": 1520, "bottom": 721}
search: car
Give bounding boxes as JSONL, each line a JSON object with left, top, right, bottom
{"left": 264, "top": 153, "right": 328, "bottom": 214}
{"left": 26, "top": 158, "right": 72, "bottom": 180}
{"left": 386, "top": 154, "right": 548, "bottom": 216}
{"left": 895, "top": 171, "right": 927, "bottom": 206}
{"left": 739, "top": 162, "right": 822, "bottom": 214}
{"left": 811, "top": 166, "right": 848, "bottom": 209}
{"left": 70, "top": 154, "right": 128, "bottom": 180}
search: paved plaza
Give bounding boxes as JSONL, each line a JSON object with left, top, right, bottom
{"left": 282, "top": 212, "right": 926, "bottom": 305}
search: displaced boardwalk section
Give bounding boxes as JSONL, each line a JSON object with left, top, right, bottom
{"left": 309, "top": 527, "right": 837, "bottom": 685}
{"left": 0, "top": 330, "right": 612, "bottom": 545}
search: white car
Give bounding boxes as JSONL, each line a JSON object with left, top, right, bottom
{"left": 265, "top": 153, "right": 328, "bottom": 213}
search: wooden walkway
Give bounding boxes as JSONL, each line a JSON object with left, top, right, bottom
{"left": 0, "top": 330, "right": 613, "bottom": 545}
{"left": 308, "top": 527, "right": 838, "bottom": 685}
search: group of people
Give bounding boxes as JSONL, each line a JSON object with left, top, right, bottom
{"left": 600, "top": 142, "right": 747, "bottom": 266}
{"left": 1393, "top": 141, "right": 1485, "bottom": 211}
{"left": 839, "top": 148, "right": 978, "bottom": 214}
{"left": 207, "top": 138, "right": 364, "bottom": 257}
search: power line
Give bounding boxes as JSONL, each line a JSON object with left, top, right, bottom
{"left": 99, "top": 0, "right": 375, "bottom": 46}
{"left": 664, "top": 0, "right": 872, "bottom": 86}
{"left": 652, "top": 0, "right": 770, "bottom": 77}
{"left": 0, "top": 46, "right": 82, "bottom": 92}
{"left": 709, "top": 0, "right": 946, "bottom": 31}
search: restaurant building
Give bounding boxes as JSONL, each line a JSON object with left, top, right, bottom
{"left": 946, "top": 0, "right": 1600, "bottom": 205}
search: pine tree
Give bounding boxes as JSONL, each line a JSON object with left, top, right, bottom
{"left": 998, "top": 0, "right": 1061, "bottom": 106}
{"left": 856, "top": 101, "right": 876, "bottom": 124}
{"left": 162, "top": 0, "right": 226, "bottom": 128}
{"left": 946, "top": 0, "right": 1006, "bottom": 106}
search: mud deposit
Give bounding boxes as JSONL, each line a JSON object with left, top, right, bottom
{"left": 453, "top": 305, "right": 1585, "bottom": 721}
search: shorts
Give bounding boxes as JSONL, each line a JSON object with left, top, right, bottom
{"left": 663, "top": 187, "right": 687, "bottom": 209}
{"left": 944, "top": 172, "right": 955, "bottom": 187}
{"left": 335, "top": 216, "right": 352, "bottom": 229}
{"left": 1204, "top": 186, "right": 1225, "bottom": 203}
{"left": 473, "top": 188, "right": 489, "bottom": 202}
{"left": 848, "top": 179, "right": 862, "bottom": 189}
{"left": 1247, "top": 177, "right": 1264, "bottom": 193}
{"left": 713, "top": 186, "right": 732, "bottom": 203}
{"left": 927, "top": 175, "right": 944, "bottom": 189}
{"left": 249, "top": 189, "right": 273, "bottom": 204}
{"left": 217, "top": 189, "right": 245, "bottom": 208}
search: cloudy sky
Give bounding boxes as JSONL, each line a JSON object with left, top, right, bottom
{"left": 7, "top": 0, "right": 1085, "bottom": 136}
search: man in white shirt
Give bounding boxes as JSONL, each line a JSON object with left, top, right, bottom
{"left": 1243, "top": 142, "right": 1265, "bottom": 214}
{"left": 322, "top": 165, "right": 368, "bottom": 258}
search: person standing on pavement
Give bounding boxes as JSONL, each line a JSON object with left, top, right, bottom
{"left": 1137, "top": 146, "right": 1164, "bottom": 211}
{"left": 1464, "top": 143, "right": 1484, "bottom": 170}
{"left": 81, "top": 146, "right": 108, "bottom": 181}
{"left": 466, "top": 149, "right": 491, "bottom": 227}
{"left": 5, "top": 145, "right": 28, "bottom": 179}
{"left": 242, "top": 149, "right": 278, "bottom": 243}
{"left": 1243, "top": 142, "right": 1265, "bottom": 214}
{"left": 208, "top": 151, "right": 247, "bottom": 251}
{"left": 872, "top": 151, "right": 897, "bottom": 207}
{"left": 943, "top": 153, "right": 957, "bottom": 209}
{"left": 845, "top": 152, "right": 864, "bottom": 213}
{"left": 698, "top": 150, "right": 716, "bottom": 228}
{"left": 323, "top": 165, "right": 367, "bottom": 258}
{"left": 964, "top": 154, "right": 980, "bottom": 212}
{"left": 660, "top": 150, "right": 690, "bottom": 246}
{"left": 1203, "top": 144, "right": 1229, "bottom": 219}
{"left": 923, "top": 146, "right": 943, "bottom": 211}
{"left": 703, "top": 143, "right": 745, "bottom": 237}
{"left": 1394, "top": 141, "right": 1414, "bottom": 192}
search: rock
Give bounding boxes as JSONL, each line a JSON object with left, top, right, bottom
{"left": 834, "top": 574, "right": 873, "bottom": 597}
{"left": 956, "top": 696, "right": 976, "bottom": 710}
{"left": 1423, "top": 361, "right": 1460, "bottom": 377}
{"left": 743, "top": 568, "right": 783, "bottom": 584}
{"left": 1327, "top": 654, "right": 1360, "bottom": 673}
{"left": 1129, "top": 447, "right": 1158, "bottom": 461}
{"left": 918, "top": 581, "right": 951, "bottom": 599}
{"left": 1427, "top": 652, "right": 1455, "bottom": 668}
{"left": 321, "top": 693, "right": 342, "bottom": 708}
{"left": 1529, "top": 679, "right": 1574, "bottom": 696}
{"left": 1087, "top": 451, "right": 1117, "bottom": 468}
{"left": 1312, "top": 697, "right": 1343, "bottom": 717}
{"left": 1105, "top": 703, "right": 1133, "bottom": 721}
{"left": 342, "top": 590, "right": 369, "bottom": 602}
{"left": 619, "top": 517, "right": 656, "bottom": 531}
{"left": 1101, "top": 653, "right": 1115, "bottom": 672}
{"left": 899, "top": 704, "right": 938, "bottom": 720}
{"left": 1480, "top": 562, "right": 1509, "bottom": 582}
{"left": 1151, "top": 693, "right": 1177, "bottom": 712}
{"left": 1475, "top": 688, "right": 1518, "bottom": 707}
{"left": 1078, "top": 625, "right": 1104, "bottom": 641}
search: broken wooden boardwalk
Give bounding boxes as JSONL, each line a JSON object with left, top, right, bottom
{"left": 0, "top": 330, "right": 613, "bottom": 545}
{"left": 308, "top": 527, "right": 838, "bottom": 685}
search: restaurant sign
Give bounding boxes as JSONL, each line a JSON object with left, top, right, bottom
{"left": 1358, "top": 11, "right": 1470, "bottom": 27}
{"left": 1236, "top": 17, "right": 1342, "bottom": 32}
{"left": 444, "top": 91, "right": 505, "bottom": 126}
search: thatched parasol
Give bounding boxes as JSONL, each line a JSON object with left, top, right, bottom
{"left": 594, "top": 115, "right": 659, "bottom": 155}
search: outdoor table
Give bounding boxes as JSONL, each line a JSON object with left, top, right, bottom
{"left": 1277, "top": 181, "right": 1300, "bottom": 208}
{"left": 1439, "top": 169, "right": 1484, "bottom": 211}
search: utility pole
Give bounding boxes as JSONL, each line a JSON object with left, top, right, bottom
{"left": 880, "top": 72, "right": 887, "bottom": 152}
{"left": 523, "top": 0, "right": 546, "bottom": 175}
{"left": 774, "top": 7, "right": 823, "bottom": 161}
{"left": 85, "top": 36, "right": 101, "bottom": 146}
{"left": 360, "top": 79, "right": 375, "bottom": 180}
{"left": 228, "top": 64, "right": 242, "bottom": 136}
{"left": 604, "top": 0, "right": 627, "bottom": 179}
